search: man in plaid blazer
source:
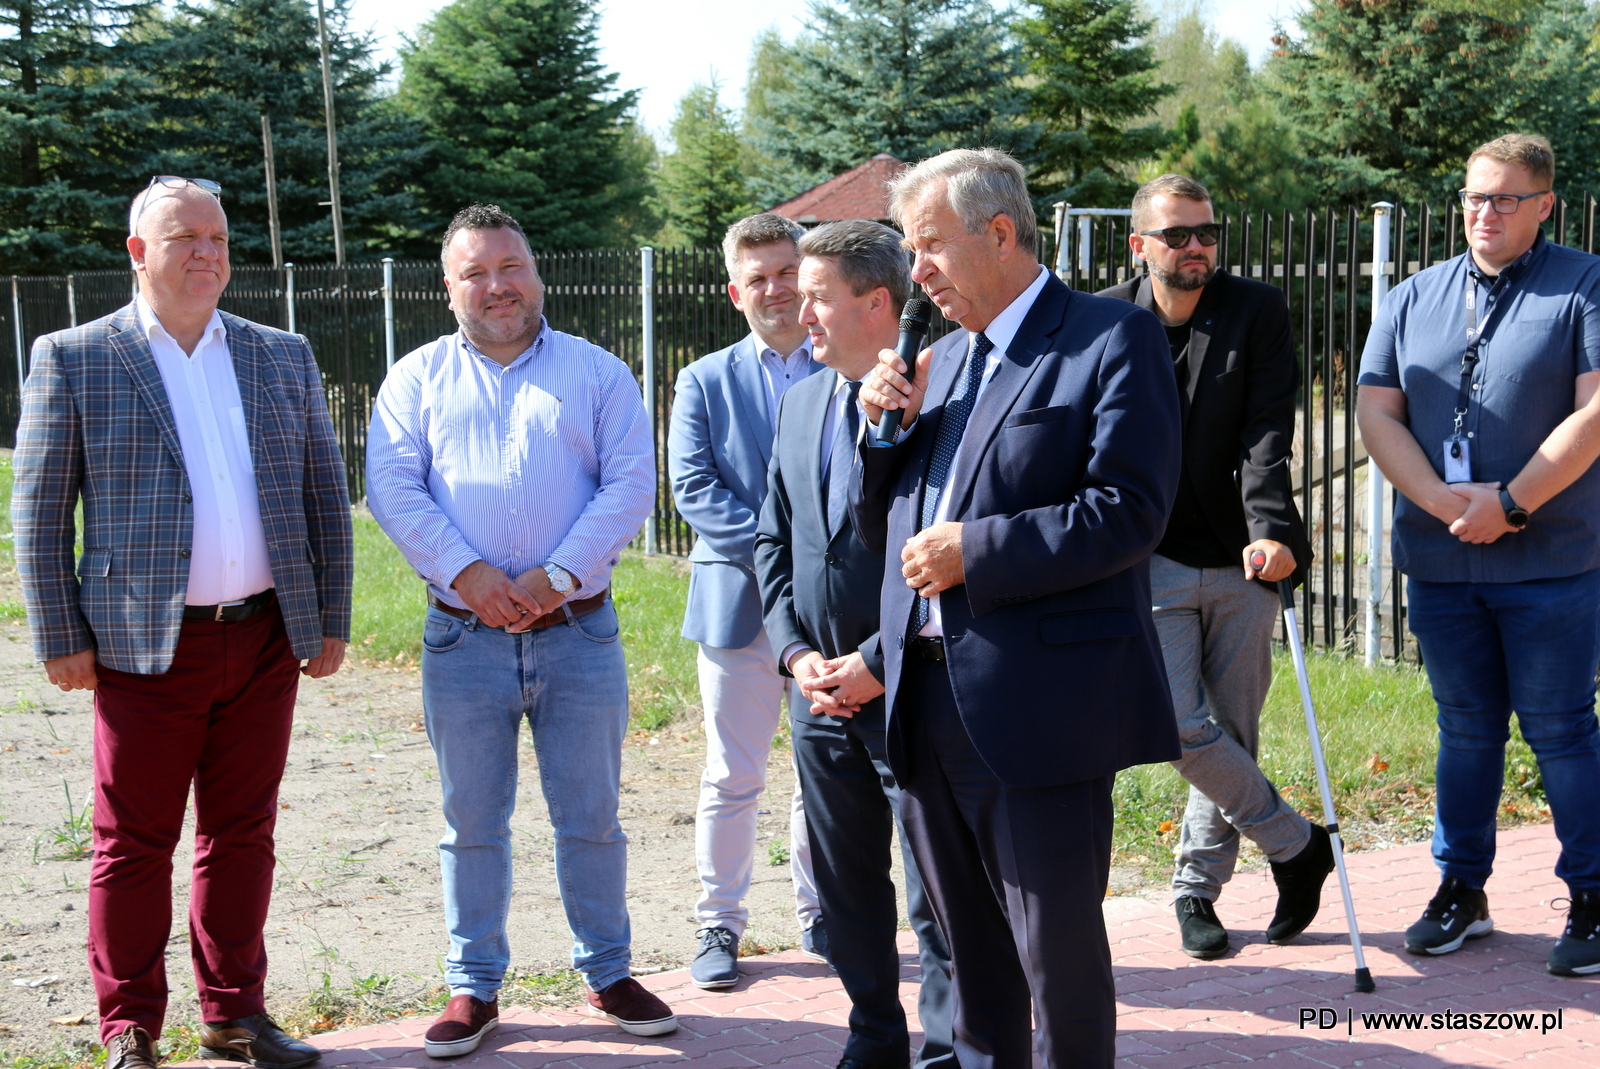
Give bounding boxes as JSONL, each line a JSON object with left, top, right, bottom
{"left": 13, "top": 179, "right": 352, "bottom": 1069}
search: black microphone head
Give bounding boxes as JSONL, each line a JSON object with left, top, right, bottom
{"left": 900, "top": 296, "right": 933, "bottom": 333}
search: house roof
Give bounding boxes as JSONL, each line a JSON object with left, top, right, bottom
{"left": 769, "top": 154, "right": 908, "bottom": 224}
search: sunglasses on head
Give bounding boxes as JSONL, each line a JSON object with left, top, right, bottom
{"left": 1138, "top": 223, "right": 1221, "bottom": 249}
{"left": 133, "top": 175, "right": 223, "bottom": 230}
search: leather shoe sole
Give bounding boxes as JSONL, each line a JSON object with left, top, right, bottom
{"left": 423, "top": 1017, "right": 498, "bottom": 1059}
{"left": 198, "top": 1045, "right": 318, "bottom": 1069}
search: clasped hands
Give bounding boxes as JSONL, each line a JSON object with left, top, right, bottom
{"left": 1437, "top": 481, "right": 1520, "bottom": 544}
{"left": 451, "top": 559, "right": 565, "bottom": 631}
{"left": 789, "top": 649, "right": 884, "bottom": 718}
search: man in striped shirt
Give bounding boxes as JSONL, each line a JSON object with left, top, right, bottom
{"left": 366, "top": 203, "right": 668, "bottom": 1055}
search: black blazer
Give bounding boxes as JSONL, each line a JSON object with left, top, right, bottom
{"left": 1098, "top": 270, "right": 1312, "bottom": 580}
{"left": 849, "top": 273, "right": 1183, "bottom": 788}
{"left": 755, "top": 370, "right": 886, "bottom": 712}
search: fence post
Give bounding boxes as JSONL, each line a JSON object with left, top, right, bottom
{"left": 1367, "top": 202, "right": 1394, "bottom": 667}
{"left": 66, "top": 274, "right": 76, "bottom": 327}
{"left": 382, "top": 257, "right": 396, "bottom": 370}
{"left": 284, "top": 262, "right": 297, "bottom": 335}
{"left": 640, "top": 246, "right": 658, "bottom": 556}
{"left": 11, "top": 276, "right": 23, "bottom": 391}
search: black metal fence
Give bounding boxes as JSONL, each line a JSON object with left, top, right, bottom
{"left": 6, "top": 202, "right": 1595, "bottom": 660}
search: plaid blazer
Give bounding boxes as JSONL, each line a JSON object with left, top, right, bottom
{"left": 13, "top": 303, "right": 353, "bottom": 674}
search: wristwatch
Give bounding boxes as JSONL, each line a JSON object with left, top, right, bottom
{"left": 1499, "top": 489, "right": 1530, "bottom": 529}
{"left": 543, "top": 563, "right": 575, "bottom": 596}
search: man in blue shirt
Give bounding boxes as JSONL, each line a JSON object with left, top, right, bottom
{"left": 367, "top": 203, "right": 673, "bottom": 1052}
{"left": 1358, "top": 135, "right": 1600, "bottom": 976}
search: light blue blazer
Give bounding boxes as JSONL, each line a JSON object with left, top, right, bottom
{"left": 668, "top": 334, "right": 821, "bottom": 649}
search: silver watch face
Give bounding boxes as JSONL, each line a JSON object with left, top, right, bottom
{"left": 545, "top": 565, "right": 573, "bottom": 593}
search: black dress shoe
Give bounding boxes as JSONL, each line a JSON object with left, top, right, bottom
{"left": 106, "top": 1027, "right": 159, "bottom": 1069}
{"left": 836, "top": 1058, "right": 910, "bottom": 1069}
{"left": 1268, "top": 823, "right": 1334, "bottom": 944}
{"left": 199, "top": 1013, "right": 320, "bottom": 1069}
{"left": 1175, "top": 895, "right": 1229, "bottom": 959}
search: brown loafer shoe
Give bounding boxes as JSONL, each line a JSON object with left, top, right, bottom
{"left": 106, "top": 1027, "right": 159, "bottom": 1069}
{"left": 585, "top": 976, "right": 677, "bottom": 1036}
{"left": 423, "top": 995, "right": 499, "bottom": 1058}
{"left": 199, "top": 1012, "right": 319, "bottom": 1069}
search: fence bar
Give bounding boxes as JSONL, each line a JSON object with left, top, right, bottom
{"left": 66, "top": 274, "right": 77, "bottom": 327}
{"left": 641, "top": 246, "right": 658, "bottom": 556}
{"left": 1366, "top": 203, "right": 1394, "bottom": 665}
{"left": 382, "top": 257, "right": 396, "bottom": 370}
{"left": 285, "top": 262, "right": 296, "bottom": 334}
{"left": 11, "top": 276, "right": 23, "bottom": 392}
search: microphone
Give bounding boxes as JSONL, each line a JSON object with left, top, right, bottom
{"left": 876, "top": 296, "right": 933, "bottom": 444}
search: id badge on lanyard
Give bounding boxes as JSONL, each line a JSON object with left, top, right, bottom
{"left": 1446, "top": 279, "right": 1482, "bottom": 483}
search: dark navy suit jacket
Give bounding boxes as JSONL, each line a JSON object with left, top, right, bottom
{"left": 755, "top": 369, "right": 886, "bottom": 704}
{"left": 850, "top": 273, "right": 1184, "bottom": 787}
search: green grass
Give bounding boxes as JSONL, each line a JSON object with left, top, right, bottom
{"left": 1111, "top": 651, "right": 1547, "bottom": 878}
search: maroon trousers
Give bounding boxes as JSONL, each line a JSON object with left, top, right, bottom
{"left": 88, "top": 602, "right": 301, "bottom": 1042}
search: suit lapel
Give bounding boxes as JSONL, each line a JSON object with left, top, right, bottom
{"left": 796, "top": 375, "right": 834, "bottom": 540}
{"left": 729, "top": 336, "right": 773, "bottom": 467}
{"left": 224, "top": 314, "right": 266, "bottom": 474}
{"left": 1183, "top": 272, "right": 1226, "bottom": 404}
{"left": 911, "top": 330, "right": 970, "bottom": 524}
{"left": 109, "top": 310, "right": 186, "bottom": 473}
{"left": 942, "top": 278, "right": 1069, "bottom": 519}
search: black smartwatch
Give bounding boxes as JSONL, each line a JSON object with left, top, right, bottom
{"left": 1499, "top": 489, "right": 1530, "bottom": 529}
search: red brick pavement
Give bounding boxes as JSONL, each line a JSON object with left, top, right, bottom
{"left": 173, "top": 824, "right": 1597, "bottom": 1068}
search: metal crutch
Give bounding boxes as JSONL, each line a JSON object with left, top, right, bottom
{"left": 1255, "top": 551, "right": 1376, "bottom": 993}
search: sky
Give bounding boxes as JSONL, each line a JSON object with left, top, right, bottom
{"left": 346, "top": 0, "right": 1304, "bottom": 139}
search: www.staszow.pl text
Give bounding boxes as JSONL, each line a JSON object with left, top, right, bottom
{"left": 1300, "top": 1007, "right": 1566, "bottom": 1034}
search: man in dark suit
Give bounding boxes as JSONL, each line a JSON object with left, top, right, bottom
{"left": 14, "top": 179, "right": 352, "bottom": 1069}
{"left": 1098, "top": 174, "right": 1330, "bottom": 961}
{"left": 853, "top": 148, "right": 1182, "bottom": 1069}
{"left": 755, "top": 220, "right": 954, "bottom": 1069}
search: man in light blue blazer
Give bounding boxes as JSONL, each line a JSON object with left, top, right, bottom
{"left": 668, "top": 213, "right": 825, "bottom": 989}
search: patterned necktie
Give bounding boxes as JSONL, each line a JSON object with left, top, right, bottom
{"left": 825, "top": 379, "right": 862, "bottom": 536}
{"left": 912, "top": 332, "right": 993, "bottom": 632}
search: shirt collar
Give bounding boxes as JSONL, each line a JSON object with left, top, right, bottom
{"left": 755, "top": 333, "right": 813, "bottom": 362}
{"left": 1469, "top": 229, "right": 1547, "bottom": 285}
{"left": 460, "top": 317, "right": 550, "bottom": 368}
{"left": 135, "top": 295, "right": 226, "bottom": 352}
{"left": 975, "top": 264, "right": 1050, "bottom": 356}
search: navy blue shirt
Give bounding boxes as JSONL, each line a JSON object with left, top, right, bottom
{"left": 1359, "top": 232, "right": 1600, "bottom": 583}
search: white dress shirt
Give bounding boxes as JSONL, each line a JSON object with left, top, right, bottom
{"left": 919, "top": 264, "right": 1051, "bottom": 637}
{"left": 137, "top": 297, "right": 274, "bottom": 606}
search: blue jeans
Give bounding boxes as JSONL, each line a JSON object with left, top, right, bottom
{"left": 420, "top": 601, "right": 633, "bottom": 998}
{"left": 1408, "top": 570, "right": 1600, "bottom": 893}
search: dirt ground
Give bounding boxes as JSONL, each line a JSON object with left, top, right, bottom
{"left": 5, "top": 577, "right": 1139, "bottom": 1059}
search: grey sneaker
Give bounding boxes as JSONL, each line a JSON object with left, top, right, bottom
{"left": 1547, "top": 889, "right": 1600, "bottom": 976}
{"left": 801, "top": 918, "right": 830, "bottom": 964}
{"left": 690, "top": 926, "right": 739, "bottom": 989}
{"left": 1405, "top": 876, "right": 1493, "bottom": 955}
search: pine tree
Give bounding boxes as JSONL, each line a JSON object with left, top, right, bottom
{"left": 0, "top": 0, "right": 158, "bottom": 272}
{"left": 749, "top": 0, "right": 1032, "bottom": 205}
{"left": 148, "top": 0, "right": 433, "bottom": 263}
{"left": 397, "top": 0, "right": 646, "bottom": 250}
{"left": 655, "top": 81, "right": 754, "bottom": 247}
{"left": 1019, "top": 0, "right": 1174, "bottom": 208}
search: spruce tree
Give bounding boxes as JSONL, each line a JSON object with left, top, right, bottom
{"left": 749, "top": 0, "right": 1031, "bottom": 205}
{"left": 655, "top": 81, "right": 753, "bottom": 247}
{"left": 148, "top": 0, "right": 433, "bottom": 263}
{"left": 1019, "top": 0, "right": 1174, "bottom": 208}
{"left": 397, "top": 0, "right": 646, "bottom": 250}
{"left": 0, "top": 0, "right": 158, "bottom": 272}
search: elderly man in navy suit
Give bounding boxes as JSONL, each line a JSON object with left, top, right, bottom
{"left": 755, "top": 220, "right": 954, "bottom": 1069}
{"left": 854, "top": 149, "right": 1182, "bottom": 1069}
{"left": 668, "top": 213, "right": 824, "bottom": 988}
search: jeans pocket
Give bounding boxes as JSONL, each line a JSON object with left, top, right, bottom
{"left": 422, "top": 610, "right": 468, "bottom": 653}
{"left": 572, "top": 603, "right": 620, "bottom": 644}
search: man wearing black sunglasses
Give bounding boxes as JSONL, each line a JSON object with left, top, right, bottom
{"left": 1101, "top": 174, "right": 1324, "bottom": 962}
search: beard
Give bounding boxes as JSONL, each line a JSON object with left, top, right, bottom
{"left": 1150, "top": 258, "right": 1215, "bottom": 292}
{"left": 455, "top": 291, "right": 544, "bottom": 350}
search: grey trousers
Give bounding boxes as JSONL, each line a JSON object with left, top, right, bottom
{"left": 1150, "top": 554, "right": 1312, "bottom": 900}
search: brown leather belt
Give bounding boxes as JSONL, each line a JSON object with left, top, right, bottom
{"left": 428, "top": 588, "right": 609, "bottom": 632}
{"left": 183, "top": 588, "right": 276, "bottom": 622}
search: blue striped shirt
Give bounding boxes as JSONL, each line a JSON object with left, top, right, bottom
{"left": 365, "top": 320, "right": 654, "bottom": 609}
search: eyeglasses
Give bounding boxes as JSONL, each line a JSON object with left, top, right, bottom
{"left": 1138, "top": 223, "right": 1221, "bottom": 249}
{"left": 1458, "top": 189, "right": 1550, "bottom": 215}
{"left": 133, "top": 175, "right": 223, "bottom": 230}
